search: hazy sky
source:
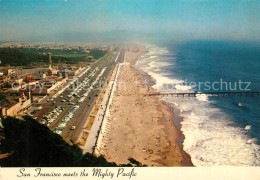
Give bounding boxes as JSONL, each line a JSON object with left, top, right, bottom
{"left": 0, "top": 0, "right": 259, "bottom": 42}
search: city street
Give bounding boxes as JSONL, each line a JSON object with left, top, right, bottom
{"left": 32, "top": 49, "right": 125, "bottom": 144}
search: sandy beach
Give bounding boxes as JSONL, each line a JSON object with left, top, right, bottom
{"left": 97, "top": 46, "right": 189, "bottom": 166}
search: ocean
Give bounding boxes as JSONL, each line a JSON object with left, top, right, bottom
{"left": 135, "top": 40, "right": 260, "bottom": 166}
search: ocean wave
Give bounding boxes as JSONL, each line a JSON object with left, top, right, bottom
{"left": 196, "top": 94, "right": 209, "bottom": 102}
{"left": 136, "top": 44, "right": 260, "bottom": 166}
{"left": 245, "top": 125, "right": 251, "bottom": 131}
{"left": 147, "top": 71, "right": 183, "bottom": 90}
{"left": 179, "top": 101, "right": 260, "bottom": 166}
{"left": 175, "top": 84, "right": 192, "bottom": 91}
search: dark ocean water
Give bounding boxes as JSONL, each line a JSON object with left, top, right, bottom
{"left": 168, "top": 41, "right": 260, "bottom": 141}
{"left": 136, "top": 41, "right": 260, "bottom": 166}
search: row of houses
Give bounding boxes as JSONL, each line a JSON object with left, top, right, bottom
{"left": 1, "top": 77, "right": 67, "bottom": 118}
{"left": 0, "top": 66, "right": 83, "bottom": 118}
{"left": 1, "top": 93, "right": 32, "bottom": 117}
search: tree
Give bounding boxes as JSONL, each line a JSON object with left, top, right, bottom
{"left": 0, "top": 116, "right": 145, "bottom": 167}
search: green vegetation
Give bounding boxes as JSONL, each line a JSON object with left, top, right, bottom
{"left": 88, "top": 50, "right": 107, "bottom": 60}
{"left": 0, "top": 116, "right": 144, "bottom": 167}
{"left": 0, "top": 92, "right": 9, "bottom": 107}
{"left": 0, "top": 48, "right": 108, "bottom": 66}
{"left": 0, "top": 92, "right": 6, "bottom": 99}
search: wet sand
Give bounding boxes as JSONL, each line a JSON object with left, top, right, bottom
{"left": 100, "top": 46, "right": 189, "bottom": 166}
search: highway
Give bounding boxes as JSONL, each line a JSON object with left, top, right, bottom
{"left": 32, "top": 48, "right": 125, "bottom": 144}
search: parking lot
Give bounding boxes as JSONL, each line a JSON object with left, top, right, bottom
{"left": 29, "top": 50, "right": 120, "bottom": 144}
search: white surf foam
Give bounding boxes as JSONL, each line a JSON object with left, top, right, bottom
{"left": 245, "top": 125, "right": 251, "bottom": 131}
{"left": 196, "top": 94, "right": 209, "bottom": 102}
{"left": 175, "top": 84, "right": 192, "bottom": 91}
{"left": 147, "top": 71, "right": 183, "bottom": 90}
{"left": 136, "top": 44, "right": 260, "bottom": 166}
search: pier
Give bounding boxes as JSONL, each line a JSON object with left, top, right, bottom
{"left": 144, "top": 91, "right": 259, "bottom": 97}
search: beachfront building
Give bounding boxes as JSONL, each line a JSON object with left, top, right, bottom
{"left": 19, "top": 77, "right": 67, "bottom": 95}
{"left": 1, "top": 93, "right": 32, "bottom": 117}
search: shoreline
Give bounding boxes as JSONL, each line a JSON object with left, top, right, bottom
{"left": 100, "top": 46, "right": 193, "bottom": 166}
{"left": 135, "top": 67, "right": 193, "bottom": 166}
